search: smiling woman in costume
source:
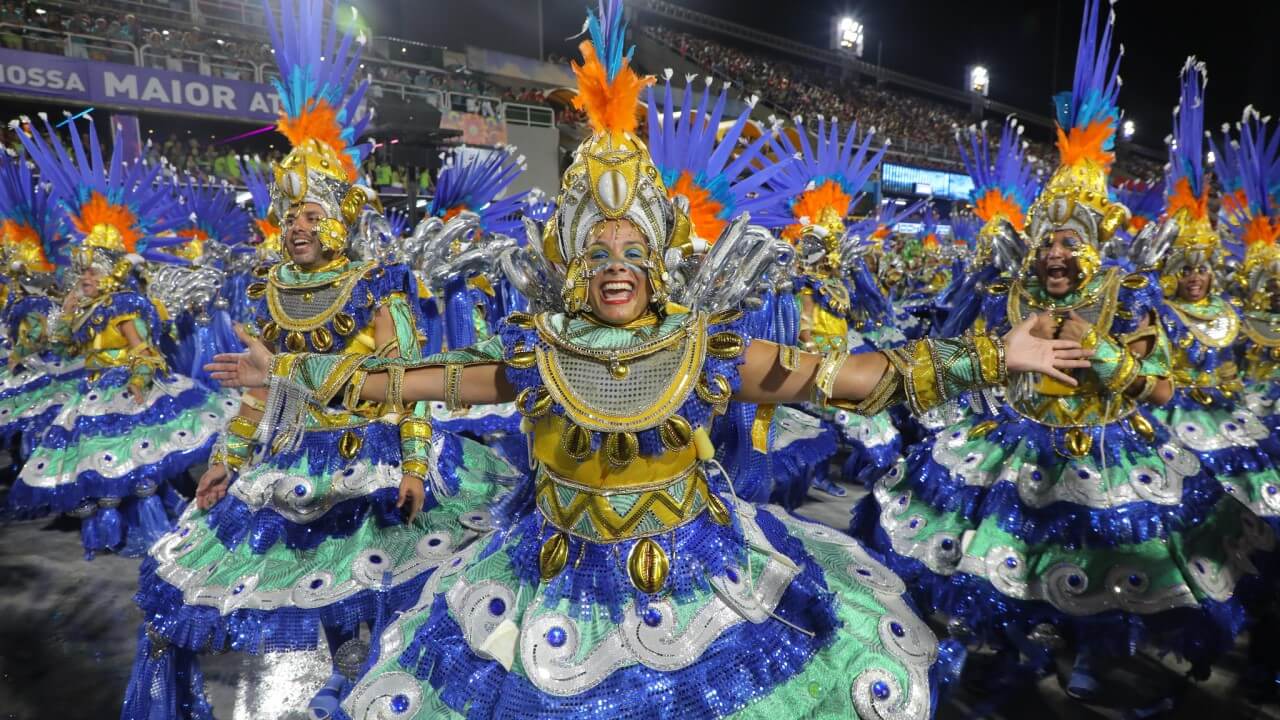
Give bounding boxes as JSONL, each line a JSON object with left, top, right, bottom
{"left": 1149, "top": 62, "right": 1280, "bottom": 533}
{"left": 852, "top": 1, "right": 1277, "bottom": 706}
{"left": 205, "top": 4, "right": 1088, "bottom": 719}
{"left": 6, "top": 113, "right": 233, "bottom": 562}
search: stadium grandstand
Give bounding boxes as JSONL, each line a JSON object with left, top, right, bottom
{"left": 0, "top": 0, "right": 1167, "bottom": 223}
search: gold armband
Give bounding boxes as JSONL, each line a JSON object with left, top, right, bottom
{"left": 444, "top": 363, "right": 465, "bottom": 411}
{"left": 386, "top": 365, "right": 405, "bottom": 413}
{"left": 810, "top": 351, "right": 846, "bottom": 408}
{"left": 778, "top": 344, "right": 800, "bottom": 373}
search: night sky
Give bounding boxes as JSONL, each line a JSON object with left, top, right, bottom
{"left": 374, "top": 0, "right": 1279, "bottom": 148}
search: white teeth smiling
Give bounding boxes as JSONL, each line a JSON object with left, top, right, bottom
{"left": 601, "top": 280, "right": 634, "bottom": 304}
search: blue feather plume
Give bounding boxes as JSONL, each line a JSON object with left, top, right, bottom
{"left": 15, "top": 113, "right": 186, "bottom": 264}
{"left": 1052, "top": 0, "right": 1123, "bottom": 146}
{"left": 586, "top": 0, "right": 632, "bottom": 83}
{"left": 955, "top": 117, "right": 1040, "bottom": 215}
{"left": 0, "top": 151, "right": 67, "bottom": 268}
{"left": 262, "top": 0, "right": 373, "bottom": 169}
{"left": 646, "top": 73, "right": 797, "bottom": 231}
{"left": 767, "top": 115, "right": 889, "bottom": 216}
{"left": 429, "top": 146, "right": 528, "bottom": 237}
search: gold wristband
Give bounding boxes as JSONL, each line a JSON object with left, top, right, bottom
{"left": 227, "top": 415, "right": 259, "bottom": 439}
{"left": 1105, "top": 350, "right": 1140, "bottom": 393}
{"left": 344, "top": 369, "right": 368, "bottom": 410}
{"left": 973, "top": 334, "right": 1008, "bottom": 385}
{"left": 444, "top": 363, "right": 465, "bottom": 411}
{"left": 401, "top": 459, "right": 429, "bottom": 479}
{"left": 400, "top": 416, "right": 433, "bottom": 441}
{"left": 271, "top": 352, "right": 299, "bottom": 380}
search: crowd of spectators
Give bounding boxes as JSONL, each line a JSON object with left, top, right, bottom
{"left": 644, "top": 24, "right": 1164, "bottom": 179}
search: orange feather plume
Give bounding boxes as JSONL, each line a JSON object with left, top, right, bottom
{"left": 1220, "top": 188, "right": 1249, "bottom": 222}
{"left": 1166, "top": 177, "right": 1209, "bottom": 221}
{"left": 571, "top": 40, "right": 650, "bottom": 136}
{"left": 782, "top": 180, "right": 853, "bottom": 241}
{"left": 1055, "top": 120, "right": 1115, "bottom": 170}
{"left": 276, "top": 100, "right": 357, "bottom": 180}
{"left": 974, "top": 190, "right": 1027, "bottom": 231}
{"left": 72, "top": 192, "right": 142, "bottom": 253}
{"left": 1, "top": 219, "right": 53, "bottom": 272}
{"left": 670, "top": 172, "right": 727, "bottom": 242}
{"left": 254, "top": 217, "right": 280, "bottom": 241}
{"left": 1243, "top": 214, "right": 1280, "bottom": 246}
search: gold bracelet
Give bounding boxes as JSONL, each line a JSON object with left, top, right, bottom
{"left": 444, "top": 363, "right": 465, "bottom": 411}
{"left": 386, "top": 365, "right": 405, "bottom": 413}
{"left": 227, "top": 415, "right": 259, "bottom": 439}
{"left": 401, "top": 459, "right": 430, "bottom": 479}
{"left": 400, "top": 416, "right": 433, "bottom": 441}
{"left": 344, "top": 369, "right": 368, "bottom": 410}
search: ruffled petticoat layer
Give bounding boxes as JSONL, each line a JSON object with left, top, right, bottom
{"left": 9, "top": 369, "right": 232, "bottom": 558}
{"left": 122, "top": 432, "right": 521, "bottom": 720}
{"left": 334, "top": 468, "right": 961, "bottom": 720}
{"left": 855, "top": 404, "right": 1278, "bottom": 674}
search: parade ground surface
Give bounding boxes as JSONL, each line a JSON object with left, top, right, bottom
{"left": 2, "top": 471, "right": 1279, "bottom": 720}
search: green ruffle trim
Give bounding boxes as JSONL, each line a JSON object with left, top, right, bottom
{"left": 161, "top": 440, "right": 506, "bottom": 598}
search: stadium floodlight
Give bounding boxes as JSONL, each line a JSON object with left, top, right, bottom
{"left": 968, "top": 66, "right": 989, "bottom": 96}
{"left": 836, "top": 17, "right": 864, "bottom": 57}
{"left": 1206, "top": 150, "right": 1216, "bottom": 165}
{"left": 1122, "top": 119, "right": 1136, "bottom": 140}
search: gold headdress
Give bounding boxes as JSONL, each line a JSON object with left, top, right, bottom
{"left": 264, "top": 0, "right": 380, "bottom": 256}
{"left": 551, "top": 0, "right": 677, "bottom": 313}
{"left": 1022, "top": 0, "right": 1129, "bottom": 287}
{"left": 1158, "top": 59, "right": 1219, "bottom": 296}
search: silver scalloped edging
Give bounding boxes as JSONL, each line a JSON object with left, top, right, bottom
{"left": 1168, "top": 407, "right": 1270, "bottom": 453}
{"left": 19, "top": 395, "right": 234, "bottom": 489}
{"left": 830, "top": 408, "right": 901, "bottom": 447}
{"left": 347, "top": 498, "right": 939, "bottom": 720}
{"left": 229, "top": 459, "right": 402, "bottom": 522}
{"left": 771, "top": 406, "right": 829, "bottom": 451}
{"left": 930, "top": 429, "right": 1198, "bottom": 507}
{"left": 762, "top": 505, "right": 937, "bottom": 720}
{"left": 146, "top": 504, "right": 476, "bottom": 616}
{"left": 874, "top": 475, "right": 1277, "bottom": 612}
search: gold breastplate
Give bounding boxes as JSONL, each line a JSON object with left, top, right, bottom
{"left": 265, "top": 263, "right": 368, "bottom": 333}
{"left": 1167, "top": 299, "right": 1238, "bottom": 349}
{"left": 1006, "top": 269, "right": 1131, "bottom": 426}
{"left": 527, "top": 312, "right": 729, "bottom": 548}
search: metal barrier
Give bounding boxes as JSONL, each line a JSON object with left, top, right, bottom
{"left": 0, "top": 23, "right": 139, "bottom": 66}
{"left": 447, "top": 92, "right": 501, "bottom": 117}
{"left": 502, "top": 102, "right": 555, "bottom": 128}
{"left": 139, "top": 44, "right": 257, "bottom": 82}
